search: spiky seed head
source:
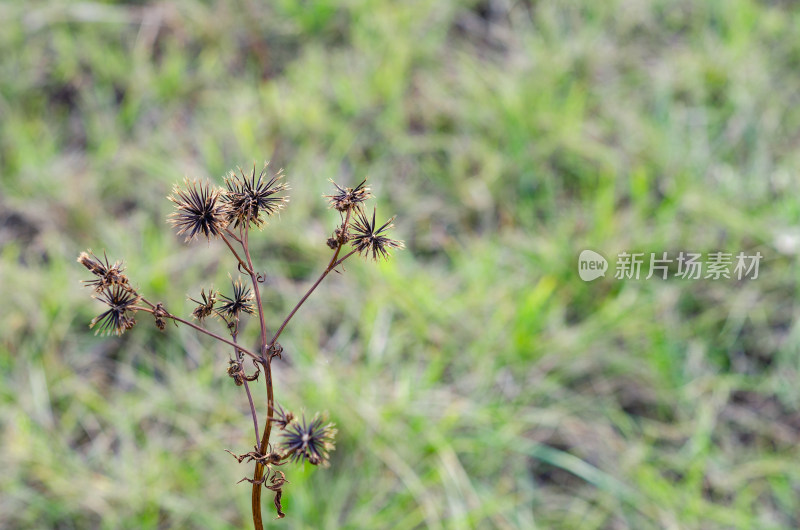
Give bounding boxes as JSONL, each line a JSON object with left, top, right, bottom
{"left": 350, "top": 207, "right": 404, "bottom": 261}
{"left": 269, "top": 404, "right": 295, "bottom": 430}
{"left": 222, "top": 163, "right": 289, "bottom": 228}
{"left": 90, "top": 285, "right": 141, "bottom": 336}
{"left": 324, "top": 178, "right": 371, "bottom": 212}
{"left": 279, "top": 413, "right": 336, "bottom": 466}
{"left": 77, "top": 250, "right": 129, "bottom": 291}
{"left": 167, "top": 178, "right": 228, "bottom": 242}
{"left": 217, "top": 278, "right": 255, "bottom": 320}
{"left": 189, "top": 288, "right": 217, "bottom": 320}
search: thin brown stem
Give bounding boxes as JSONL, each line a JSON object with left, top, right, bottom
{"left": 232, "top": 332, "right": 260, "bottom": 448}
{"left": 333, "top": 248, "right": 358, "bottom": 269}
{"left": 248, "top": 207, "right": 355, "bottom": 528}
{"left": 221, "top": 233, "right": 252, "bottom": 274}
{"left": 140, "top": 305, "right": 261, "bottom": 362}
{"left": 241, "top": 223, "right": 273, "bottom": 530}
{"left": 242, "top": 224, "right": 270, "bottom": 357}
{"left": 266, "top": 262, "right": 329, "bottom": 348}
{"left": 134, "top": 295, "right": 156, "bottom": 309}
{"left": 250, "top": 376, "right": 273, "bottom": 530}
{"left": 327, "top": 207, "right": 353, "bottom": 268}
{"left": 242, "top": 376, "right": 260, "bottom": 448}
{"left": 225, "top": 227, "right": 243, "bottom": 244}
{"left": 268, "top": 210, "right": 357, "bottom": 349}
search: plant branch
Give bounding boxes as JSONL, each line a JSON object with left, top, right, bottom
{"left": 225, "top": 227, "right": 243, "bottom": 244}
{"left": 232, "top": 331, "right": 260, "bottom": 448}
{"left": 169, "top": 314, "right": 262, "bottom": 361}
{"left": 268, "top": 209, "right": 357, "bottom": 349}
{"left": 241, "top": 223, "right": 274, "bottom": 530}
{"left": 242, "top": 224, "right": 270, "bottom": 357}
{"left": 221, "top": 233, "right": 252, "bottom": 274}
{"left": 136, "top": 303, "right": 262, "bottom": 362}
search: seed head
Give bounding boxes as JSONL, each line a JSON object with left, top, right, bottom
{"left": 227, "top": 359, "right": 246, "bottom": 386}
{"left": 153, "top": 303, "right": 168, "bottom": 331}
{"left": 223, "top": 163, "right": 289, "bottom": 228}
{"left": 168, "top": 179, "right": 228, "bottom": 242}
{"left": 189, "top": 288, "right": 217, "bottom": 320}
{"left": 350, "top": 207, "right": 404, "bottom": 261}
{"left": 77, "top": 251, "right": 129, "bottom": 291}
{"left": 269, "top": 404, "right": 295, "bottom": 430}
{"left": 90, "top": 285, "right": 141, "bottom": 336}
{"left": 324, "top": 178, "right": 371, "bottom": 212}
{"left": 280, "top": 413, "right": 337, "bottom": 466}
{"left": 217, "top": 278, "right": 255, "bottom": 320}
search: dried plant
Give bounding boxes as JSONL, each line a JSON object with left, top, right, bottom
{"left": 77, "top": 162, "right": 402, "bottom": 527}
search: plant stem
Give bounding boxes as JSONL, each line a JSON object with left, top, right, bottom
{"left": 220, "top": 231, "right": 263, "bottom": 451}
{"left": 241, "top": 224, "right": 273, "bottom": 530}
{"left": 267, "top": 248, "right": 357, "bottom": 349}
{"left": 232, "top": 332, "right": 260, "bottom": 448}
{"left": 138, "top": 304, "right": 262, "bottom": 362}
{"left": 242, "top": 225, "right": 270, "bottom": 359}
{"left": 221, "top": 233, "right": 252, "bottom": 274}
{"left": 267, "top": 209, "right": 357, "bottom": 349}
{"left": 333, "top": 249, "right": 358, "bottom": 269}
{"left": 246, "top": 207, "right": 355, "bottom": 528}
{"left": 250, "top": 379, "right": 273, "bottom": 529}
{"left": 225, "top": 227, "right": 243, "bottom": 244}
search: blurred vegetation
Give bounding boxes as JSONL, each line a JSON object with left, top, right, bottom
{"left": 2, "top": 0, "right": 800, "bottom": 528}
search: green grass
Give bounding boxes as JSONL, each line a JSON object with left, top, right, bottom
{"left": 2, "top": 0, "right": 800, "bottom": 527}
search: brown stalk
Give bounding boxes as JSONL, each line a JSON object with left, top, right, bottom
{"left": 232, "top": 331, "right": 261, "bottom": 448}
{"left": 221, "top": 232, "right": 253, "bottom": 274}
{"left": 135, "top": 303, "right": 261, "bottom": 361}
{"left": 240, "top": 223, "right": 274, "bottom": 530}
{"left": 250, "top": 207, "right": 355, "bottom": 527}
{"left": 268, "top": 208, "right": 355, "bottom": 349}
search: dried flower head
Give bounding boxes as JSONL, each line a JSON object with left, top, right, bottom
{"left": 90, "top": 285, "right": 141, "bottom": 336}
{"left": 217, "top": 278, "right": 255, "bottom": 319}
{"left": 269, "top": 404, "right": 295, "bottom": 430}
{"left": 227, "top": 358, "right": 260, "bottom": 386}
{"left": 223, "top": 163, "right": 289, "bottom": 228}
{"left": 168, "top": 179, "right": 228, "bottom": 242}
{"left": 77, "top": 251, "right": 129, "bottom": 291}
{"left": 190, "top": 288, "right": 217, "bottom": 320}
{"left": 280, "top": 413, "right": 337, "bottom": 466}
{"left": 350, "top": 207, "right": 404, "bottom": 261}
{"left": 153, "top": 303, "right": 168, "bottom": 331}
{"left": 324, "top": 178, "right": 371, "bottom": 212}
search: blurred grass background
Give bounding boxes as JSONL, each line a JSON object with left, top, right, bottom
{"left": 2, "top": 0, "right": 800, "bottom": 528}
